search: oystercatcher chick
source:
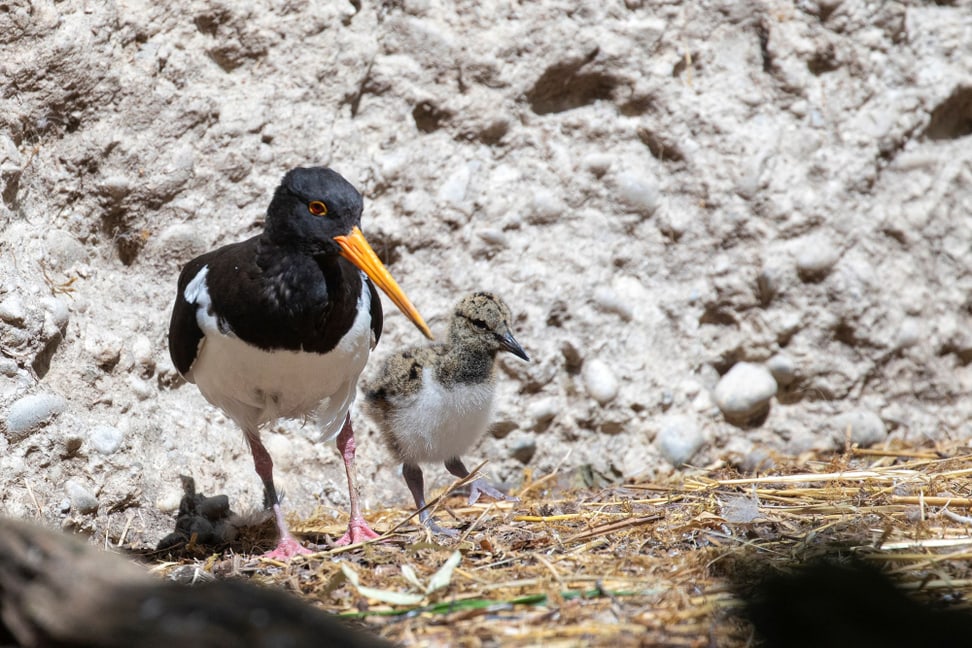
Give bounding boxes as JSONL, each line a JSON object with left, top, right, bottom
{"left": 168, "top": 167, "right": 432, "bottom": 558}
{"left": 363, "top": 292, "right": 529, "bottom": 536}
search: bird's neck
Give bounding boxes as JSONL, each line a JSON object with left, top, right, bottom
{"left": 438, "top": 337, "right": 498, "bottom": 385}
{"left": 254, "top": 237, "right": 353, "bottom": 311}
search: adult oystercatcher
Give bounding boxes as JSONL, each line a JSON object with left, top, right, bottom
{"left": 168, "top": 166, "right": 431, "bottom": 557}
{"left": 363, "top": 292, "right": 528, "bottom": 536}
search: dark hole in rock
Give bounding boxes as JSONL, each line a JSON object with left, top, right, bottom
{"left": 924, "top": 85, "right": 972, "bottom": 141}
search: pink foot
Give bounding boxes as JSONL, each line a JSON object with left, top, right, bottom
{"left": 261, "top": 503, "right": 313, "bottom": 559}
{"left": 334, "top": 517, "right": 381, "bottom": 546}
{"left": 262, "top": 534, "right": 313, "bottom": 559}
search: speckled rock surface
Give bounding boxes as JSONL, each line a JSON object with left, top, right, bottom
{"left": 1, "top": 0, "right": 970, "bottom": 546}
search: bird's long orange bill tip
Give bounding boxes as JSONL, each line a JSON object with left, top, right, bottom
{"left": 334, "top": 226, "right": 433, "bottom": 340}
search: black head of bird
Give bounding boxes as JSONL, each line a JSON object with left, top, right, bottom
{"left": 264, "top": 167, "right": 432, "bottom": 339}
{"left": 450, "top": 291, "right": 530, "bottom": 361}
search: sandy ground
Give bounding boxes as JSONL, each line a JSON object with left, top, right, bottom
{"left": 1, "top": 0, "right": 971, "bottom": 548}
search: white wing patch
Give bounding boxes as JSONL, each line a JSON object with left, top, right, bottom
{"left": 184, "top": 265, "right": 209, "bottom": 305}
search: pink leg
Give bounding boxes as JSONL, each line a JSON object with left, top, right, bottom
{"left": 334, "top": 414, "right": 380, "bottom": 545}
{"left": 247, "top": 433, "right": 312, "bottom": 558}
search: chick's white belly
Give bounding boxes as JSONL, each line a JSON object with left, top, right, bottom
{"left": 392, "top": 368, "right": 496, "bottom": 463}
{"left": 187, "top": 275, "right": 373, "bottom": 440}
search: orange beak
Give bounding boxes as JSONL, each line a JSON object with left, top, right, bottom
{"left": 334, "top": 226, "right": 433, "bottom": 340}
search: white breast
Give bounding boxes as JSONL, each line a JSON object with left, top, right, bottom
{"left": 185, "top": 265, "right": 374, "bottom": 440}
{"left": 390, "top": 367, "right": 496, "bottom": 464}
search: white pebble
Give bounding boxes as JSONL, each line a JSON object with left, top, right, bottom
{"left": 655, "top": 414, "right": 706, "bottom": 467}
{"left": 582, "top": 153, "right": 612, "bottom": 177}
{"left": 88, "top": 425, "right": 125, "bottom": 455}
{"left": 477, "top": 228, "right": 508, "bottom": 246}
{"left": 714, "top": 363, "right": 777, "bottom": 421}
{"left": 131, "top": 334, "right": 154, "bottom": 367}
{"left": 766, "top": 353, "right": 797, "bottom": 386}
{"left": 156, "top": 490, "right": 183, "bottom": 513}
{"left": 0, "top": 294, "right": 26, "bottom": 326}
{"left": 582, "top": 359, "right": 619, "bottom": 406}
{"left": 0, "top": 358, "right": 18, "bottom": 377}
{"left": 757, "top": 261, "right": 787, "bottom": 303}
{"left": 615, "top": 171, "right": 660, "bottom": 216}
{"left": 128, "top": 375, "right": 155, "bottom": 400}
{"left": 65, "top": 479, "right": 99, "bottom": 514}
{"left": 527, "top": 397, "right": 559, "bottom": 427}
{"left": 528, "top": 188, "right": 565, "bottom": 225}
{"left": 593, "top": 286, "right": 634, "bottom": 321}
{"left": 796, "top": 233, "right": 841, "bottom": 279}
{"left": 437, "top": 163, "right": 472, "bottom": 209}
{"left": 40, "top": 297, "right": 70, "bottom": 330}
{"left": 896, "top": 317, "right": 922, "bottom": 349}
{"left": 84, "top": 332, "right": 122, "bottom": 368}
{"left": 45, "top": 229, "right": 88, "bottom": 269}
{"left": 5, "top": 393, "right": 67, "bottom": 439}
{"left": 833, "top": 410, "right": 886, "bottom": 447}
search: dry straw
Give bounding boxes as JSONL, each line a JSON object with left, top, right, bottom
{"left": 153, "top": 442, "right": 972, "bottom": 646}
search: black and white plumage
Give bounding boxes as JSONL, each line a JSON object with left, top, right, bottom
{"left": 168, "top": 166, "right": 432, "bottom": 557}
{"left": 363, "top": 292, "right": 529, "bottom": 536}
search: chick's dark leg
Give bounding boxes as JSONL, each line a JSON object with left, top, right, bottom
{"left": 403, "top": 462, "right": 458, "bottom": 538}
{"left": 445, "top": 457, "right": 520, "bottom": 505}
{"left": 246, "top": 431, "right": 311, "bottom": 558}
{"left": 334, "top": 414, "right": 380, "bottom": 545}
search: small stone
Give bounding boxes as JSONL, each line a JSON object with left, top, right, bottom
{"left": 714, "top": 363, "right": 777, "bottom": 422}
{"left": 40, "top": 297, "right": 70, "bottom": 330}
{"left": 149, "top": 223, "right": 207, "bottom": 262}
{"left": 527, "top": 397, "right": 559, "bottom": 430}
{"left": 593, "top": 287, "right": 634, "bottom": 321}
{"left": 655, "top": 414, "right": 706, "bottom": 467}
{"left": 128, "top": 375, "right": 155, "bottom": 400}
{"left": 65, "top": 479, "right": 99, "bottom": 514}
{"left": 582, "top": 359, "right": 619, "bottom": 406}
{"left": 833, "top": 409, "right": 886, "bottom": 448}
{"left": 766, "top": 353, "right": 798, "bottom": 386}
{"left": 896, "top": 317, "right": 921, "bottom": 349}
{"left": 511, "top": 440, "right": 537, "bottom": 464}
{"left": 89, "top": 425, "right": 125, "bottom": 455}
{"left": 5, "top": 393, "right": 67, "bottom": 440}
{"left": 477, "top": 228, "right": 508, "bottom": 247}
{"left": 157, "top": 490, "right": 183, "bottom": 513}
{"left": 45, "top": 229, "right": 88, "bottom": 269}
{"left": 615, "top": 171, "right": 659, "bottom": 216}
{"left": 0, "top": 358, "right": 18, "bottom": 377}
{"left": 528, "top": 188, "right": 565, "bottom": 225}
{"left": 0, "top": 294, "right": 26, "bottom": 326}
{"left": 437, "top": 163, "right": 472, "bottom": 209}
{"left": 757, "top": 262, "right": 787, "bottom": 304}
{"left": 84, "top": 332, "right": 122, "bottom": 370}
{"left": 582, "top": 153, "right": 612, "bottom": 177}
{"left": 131, "top": 334, "right": 154, "bottom": 368}
{"left": 796, "top": 234, "right": 841, "bottom": 281}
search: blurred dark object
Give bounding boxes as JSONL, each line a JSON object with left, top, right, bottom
{"left": 156, "top": 475, "right": 240, "bottom": 551}
{"left": 739, "top": 556, "right": 972, "bottom": 648}
{"left": 0, "top": 517, "right": 390, "bottom": 647}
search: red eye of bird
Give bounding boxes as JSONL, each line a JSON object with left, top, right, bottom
{"left": 308, "top": 201, "right": 328, "bottom": 216}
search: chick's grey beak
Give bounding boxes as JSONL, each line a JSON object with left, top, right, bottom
{"left": 500, "top": 332, "right": 529, "bottom": 361}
